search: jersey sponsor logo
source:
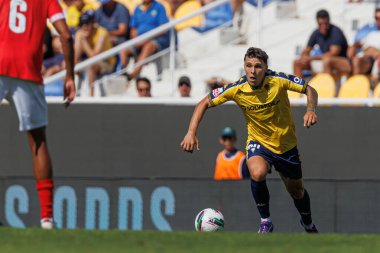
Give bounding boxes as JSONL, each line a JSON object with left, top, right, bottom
{"left": 212, "top": 87, "right": 224, "bottom": 98}
{"left": 240, "top": 99, "right": 280, "bottom": 111}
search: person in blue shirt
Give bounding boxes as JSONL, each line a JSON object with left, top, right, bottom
{"left": 95, "top": 0, "right": 130, "bottom": 67}
{"left": 123, "top": 0, "right": 170, "bottom": 80}
{"left": 347, "top": 8, "right": 380, "bottom": 79}
{"left": 293, "top": 9, "right": 350, "bottom": 79}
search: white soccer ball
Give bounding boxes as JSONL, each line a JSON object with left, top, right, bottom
{"left": 194, "top": 208, "right": 224, "bottom": 232}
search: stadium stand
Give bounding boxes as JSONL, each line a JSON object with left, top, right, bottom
{"left": 338, "top": 75, "right": 371, "bottom": 98}
{"left": 46, "top": 0, "right": 380, "bottom": 99}
{"left": 308, "top": 73, "right": 336, "bottom": 98}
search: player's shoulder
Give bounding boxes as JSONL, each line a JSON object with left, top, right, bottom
{"left": 224, "top": 75, "right": 248, "bottom": 90}
{"left": 265, "top": 69, "right": 305, "bottom": 85}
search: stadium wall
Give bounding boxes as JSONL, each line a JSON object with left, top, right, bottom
{"left": 0, "top": 104, "right": 379, "bottom": 233}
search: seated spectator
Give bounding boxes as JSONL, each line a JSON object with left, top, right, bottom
{"left": 74, "top": 11, "right": 116, "bottom": 96}
{"left": 123, "top": 0, "right": 170, "bottom": 80}
{"left": 95, "top": 0, "right": 130, "bottom": 68}
{"left": 293, "top": 9, "right": 350, "bottom": 80}
{"left": 178, "top": 76, "right": 192, "bottom": 97}
{"left": 214, "top": 127, "right": 249, "bottom": 180}
{"left": 66, "top": 0, "right": 94, "bottom": 34}
{"left": 136, "top": 77, "right": 152, "bottom": 97}
{"left": 193, "top": 0, "right": 233, "bottom": 33}
{"left": 348, "top": 8, "right": 380, "bottom": 82}
{"left": 42, "top": 36, "right": 65, "bottom": 77}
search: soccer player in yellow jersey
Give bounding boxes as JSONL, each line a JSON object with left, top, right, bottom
{"left": 181, "top": 47, "right": 319, "bottom": 233}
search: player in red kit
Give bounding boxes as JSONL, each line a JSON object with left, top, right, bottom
{"left": 0, "top": 0, "right": 76, "bottom": 229}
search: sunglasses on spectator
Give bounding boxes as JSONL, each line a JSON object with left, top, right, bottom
{"left": 179, "top": 82, "right": 190, "bottom": 87}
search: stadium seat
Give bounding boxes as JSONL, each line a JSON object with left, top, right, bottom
{"left": 373, "top": 83, "right": 380, "bottom": 98}
{"left": 308, "top": 73, "right": 335, "bottom": 98}
{"left": 174, "top": 0, "right": 203, "bottom": 31}
{"left": 338, "top": 75, "right": 370, "bottom": 98}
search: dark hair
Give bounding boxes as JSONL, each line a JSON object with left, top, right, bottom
{"left": 244, "top": 47, "right": 268, "bottom": 65}
{"left": 136, "top": 77, "right": 151, "bottom": 88}
{"left": 375, "top": 7, "right": 380, "bottom": 14}
{"left": 316, "top": 9, "right": 329, "bottom": 20}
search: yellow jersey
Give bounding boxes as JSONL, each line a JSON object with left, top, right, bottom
{"left": 66, "top": 4, "right": 94, "bottom": 29}
{"left": 208, "top": 70, "right": 307, "bottom": 154}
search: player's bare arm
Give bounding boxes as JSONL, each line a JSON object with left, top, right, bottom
{"left": 53, "top": 19, "right": 76, "bottom": 107}
{"left": 304, "top": 85, "right": 318, "bottom": 128}
{"left": 180, "top": 96, "right": 211, "bottom": 153}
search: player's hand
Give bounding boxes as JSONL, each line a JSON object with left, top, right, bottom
{"left": 180, "top": 132, "right": 200, "bottom": 153}
{"left": 303, "top": 110, "right": 317, "bottom": 128}
{"left": 64, "top": 78, "right": 76, "bottom": 108}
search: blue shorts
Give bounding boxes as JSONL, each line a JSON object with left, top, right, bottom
{"left": 246, "top": 141, "right": 302, "bottom": 180}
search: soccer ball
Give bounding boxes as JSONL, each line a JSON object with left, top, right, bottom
{"left": 194, "top": 208, "right": 224, "bottom": 232}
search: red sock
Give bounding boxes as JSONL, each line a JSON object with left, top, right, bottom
{"left": 36, "top": 179, "right": 54, "bottom": 219}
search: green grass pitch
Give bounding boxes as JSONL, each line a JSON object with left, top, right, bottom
{"left": 0, "top": 228, "right": 379, "bottom": 253}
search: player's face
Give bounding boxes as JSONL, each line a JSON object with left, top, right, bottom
{"left": 244, "top": 57, "right": 267, "bottom": 87}
{"left": 317, "top": 18, "right": 330, "bottom": 36}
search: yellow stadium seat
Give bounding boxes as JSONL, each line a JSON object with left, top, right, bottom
{"left": 287, "top": 90, "right": 301, "bottom": 98}
{"left": 157, "top": 0, "right": 172, "bottom": 18}
{"left": 113, "top": 0, "right": 140, "bottom": 14}
{"left": 373, "top": 83, "right": 380, "bottom": 98}
{"left": 174, "top": 0, "right": 204, "bottom": 31}
{"left": 308, "top": 73, "right": 335, "bottom": 98}
{"left": 338, "top": 75, "right": 370, "bottom": 98}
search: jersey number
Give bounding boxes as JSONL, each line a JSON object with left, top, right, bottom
{"left": 9, "top": 0, "right": 27, "bottom": 34}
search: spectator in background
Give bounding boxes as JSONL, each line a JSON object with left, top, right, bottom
{"left": 214, "top": 127, "right": 249, "bottom": 180}
{"left": 136, "top": 77, "right": 152, "bottom": 97}
{"left": 348, "top": 8, "right": 380, "bottom": 81}
{"left": 178, "top": 76, "right": 192, "bottom": 97}
{"left": 123, "top": 0, "right": 170, "bottom": 80}
{"left": 193, "top": 0, "right": 233, "bottom": 32}
{"left": 205, "top": 76, "right": 231, "bottom": 91}
{"left": 95, "top": 0, "right": 130, "bottom": 66}
{"left": 66, "top": 0, "right": 94, "bottom": 34}
{"left": 293, "top": 9, "right": 350, "bottom": 79}
{"left": 42, "top": 36, "right": 65, "bottom": 77}
{"left": 75, "top": 11, "right": 116, "bottom": 96}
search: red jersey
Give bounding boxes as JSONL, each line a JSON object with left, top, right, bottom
{"left": 0, "top": 0, "right": 64, "bottom": 84}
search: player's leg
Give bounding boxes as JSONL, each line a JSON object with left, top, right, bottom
{"left": 9, "top": 78, "right": 54, "bottom": 229}
{"left": 246, "top": 141, "right": 273, "bottom": 233}
{"left": 27, "top": 127, "right": 54, "bottom": 229}
{"left": 274, "top": 146, "right": 318, "bottom": 233}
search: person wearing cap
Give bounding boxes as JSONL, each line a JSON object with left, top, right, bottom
{"left": 75, "top": 11, "right": 116, "bottom": 96}
{"left": 178, "top": 76, "right": 192, "bottom": 97}
{"left": 214, "top": 127, "right": 249, "bottom": 180}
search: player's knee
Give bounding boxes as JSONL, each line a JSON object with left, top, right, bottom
{"left": 289, "top": 186, "right": 304, "bottom": 199}
{"left": 249, "top": 167, "right": 267, "bottom": 181}
{"left": 322, "top": 55, "right": 332, "bottom": 67}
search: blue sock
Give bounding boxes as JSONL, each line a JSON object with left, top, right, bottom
{"left": 250, "top": 179, "right": 270, "bottom": 219}
{"left": 293, "top": 189, "right": 312, "bottom": 225}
